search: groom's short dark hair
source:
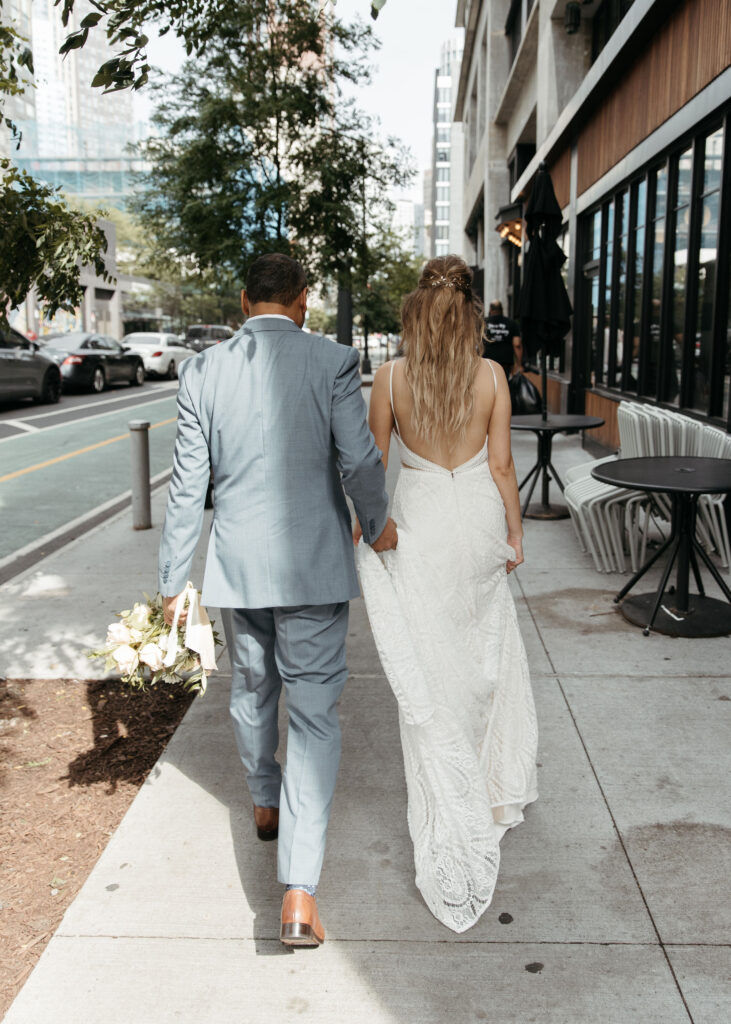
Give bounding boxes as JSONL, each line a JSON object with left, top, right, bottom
{"left": 246, "top": 254, "right": 307, "bottom": 306}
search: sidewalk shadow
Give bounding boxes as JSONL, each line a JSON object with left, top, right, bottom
{"left": 64, "top": 681, "right": 195, "bottom": 794}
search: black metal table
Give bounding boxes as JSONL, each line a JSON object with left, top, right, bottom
{"left": 592, "top": 456, "right": 731, "bottom": 637}
{"left": 511, "top": 414, "right": 605, "bottom": 519}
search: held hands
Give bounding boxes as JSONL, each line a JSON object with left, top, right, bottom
{"left": 372, "top": 516, "right": 398, "bottom": 552}
{"left": 353, "top": 516, "right": 399, "bottom": 552}
{"left": 506, "top": 534, "right": 524, "bottom": 574}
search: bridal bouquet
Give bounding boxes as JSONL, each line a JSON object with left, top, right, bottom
{"left": 88, "top": 582, "right": 220, "bottom": 694}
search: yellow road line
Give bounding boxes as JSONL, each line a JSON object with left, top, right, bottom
{"left": 0, "top": 416, "right": 177, "bottom": 484}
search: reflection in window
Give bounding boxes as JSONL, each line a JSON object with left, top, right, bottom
{"left": 725, "top": 258, "right": 731, "bottom": 423}
{"left": 691, "top": 128, "right": 722, "bottom": 413}
{"left": 628, "top": 180, "right": 647, "bottom": 392}
{"left": 644, "top": 167, "right": 667, "bottom": 399}
{"left": 668, "top": 148, "right": 693, "bottom": 405}
{"left": 613, "top": 191, "right": 629, "bottom": 388}
{"left": 602, "top": 201, "right": 614, "bottom": 385}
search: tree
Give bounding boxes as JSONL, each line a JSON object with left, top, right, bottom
{"left": 0, "top": 20, "right": 109, "bottom": 326}
{"left": 131, "top": 0, "right": 412, "bottom": 295}
{"left": 51, "top": 2, "right": 381, "bottom": 92}
{"left": 352, "top": 230, "right": 421, "bottom": 338}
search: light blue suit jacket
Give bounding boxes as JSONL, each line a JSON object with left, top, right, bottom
{"left": 158, "top": 317, "right": 389, "bottom": 608}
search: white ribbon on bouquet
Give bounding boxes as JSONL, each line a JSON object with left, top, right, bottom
{"left": 163, "top": 581, "right": 218, "bottom": 687}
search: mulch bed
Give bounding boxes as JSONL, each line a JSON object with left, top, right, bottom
{"left": 0, "top": 678, "right": 195, "bottom": 1017}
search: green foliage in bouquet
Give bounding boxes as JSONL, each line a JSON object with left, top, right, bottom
{"left": 88, "top": 592, "right": 222, "bottom": 693}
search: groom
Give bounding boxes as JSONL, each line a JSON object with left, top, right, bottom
{"left": 158, "top": 253, "right": 396, "bottom": 947}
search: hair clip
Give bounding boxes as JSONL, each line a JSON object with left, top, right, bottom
{"left": 430, "top": 276, "right": 454, "bottom": 288}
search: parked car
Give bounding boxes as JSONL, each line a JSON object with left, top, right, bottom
{"left": 42, "top": 332, "right": 145, "bottom": 393}
{"left": 0, "top": 325, "right": 62, "bottom": 404}
{"left": 122, "top": 332, "right": 194, "bottom": 379}
{"left": 185, "top": 324, "right": 235, "bottom": 351}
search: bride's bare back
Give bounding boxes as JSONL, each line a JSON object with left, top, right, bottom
{"left": 368, "top": 355, "right": 524, "bottom": 571}
{"left": 370, "top": 357, "right": 508, "bottom": 471}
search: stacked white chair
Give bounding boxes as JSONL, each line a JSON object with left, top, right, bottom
{"left": 566, "top": 401, "right": 730, "bottom": 574}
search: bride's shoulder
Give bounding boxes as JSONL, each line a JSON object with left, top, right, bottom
{"left": 373, "top": 359, "right": 398, "bottom": 385}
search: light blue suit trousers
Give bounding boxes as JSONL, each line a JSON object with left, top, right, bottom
{"left": 223, "top": 602, "right": 349, "bottom": 886}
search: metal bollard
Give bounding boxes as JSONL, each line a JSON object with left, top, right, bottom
{"left": 129, "top": 420, "right": 152, "bottom": 530}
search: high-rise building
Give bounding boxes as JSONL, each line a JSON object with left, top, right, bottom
{"left": 393, "top": 198, "right": 425, "bottom": 257}
{"left": 0, "top": 0, "right": 36, "bottom": 159}
{"left": 428, "top": 37, "right": 464, "bottom": 260}
{"left": 13, "top": 0, "right": 144, "bottom": 206}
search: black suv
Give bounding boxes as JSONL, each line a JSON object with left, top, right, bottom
{"left": 185, "top": 324, "right": 235, "bottom": 352}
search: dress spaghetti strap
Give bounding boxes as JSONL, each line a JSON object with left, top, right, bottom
{"left": 487, "top": 358, "right": 499, "bottom": 395}
{"left": 389, "top": 361, "right": 403, "bottom": 438}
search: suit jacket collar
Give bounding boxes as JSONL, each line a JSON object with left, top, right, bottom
{"left": 241, "top": 316, "right": 301, "bottom": 335}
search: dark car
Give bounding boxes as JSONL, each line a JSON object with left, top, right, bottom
{"left": 42, "top": 332, "right": 145, "bottom": 393}
{"left": 0, "top": 325, "right": 62, "bottom": 404}
{"left": 184, "top": 324, "right": 235, "bottom": 352}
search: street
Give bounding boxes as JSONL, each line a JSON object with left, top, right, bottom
{"left": 0, "top": 382, "right": 179, "bottom": 561}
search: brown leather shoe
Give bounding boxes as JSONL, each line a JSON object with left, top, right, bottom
{"left": 280, "top": 889, "right": 325, "bottom": 947}
{"left": 253, "top": 805, "right": 279, "bottom": 841}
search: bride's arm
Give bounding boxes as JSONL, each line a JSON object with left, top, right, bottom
{"left": 486, "top": 368, "right": 524, "bottom": 571}
{"left": 353, "top": 362, "right": 395, "bottom": 545}
{"left": 368, "top": 362, "right": 396, "bottom": 471}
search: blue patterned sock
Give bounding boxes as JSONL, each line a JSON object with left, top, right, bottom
{"left": 286, "top": 883, "right": 317, "bottom": 897}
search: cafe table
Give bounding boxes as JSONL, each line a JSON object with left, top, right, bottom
{"left": 591, "top": 455, "right": 731, "bottom": 637}
{"left": 510, "top": 413, "right": 605, "bottom": 519}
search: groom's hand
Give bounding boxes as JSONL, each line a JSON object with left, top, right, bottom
{"left": 163, "top": 593, "right": 187, "bottom": 626}
{"left": 371, "top": 517, "right": 398, "bottom": 552}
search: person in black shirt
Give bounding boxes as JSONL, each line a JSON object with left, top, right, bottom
{"left": 483, "top": 300, "right": 523, "bottom": 379}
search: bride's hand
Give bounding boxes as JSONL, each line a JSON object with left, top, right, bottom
{"left": 353, "top": 517, "right": 362, "bottom": 546}
{"left": 506, "top": 535, "right": 524, "bottom": 574}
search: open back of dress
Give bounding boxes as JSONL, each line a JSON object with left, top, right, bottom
{"left": 357, "top": 361, "right": 538, "bottom": 932}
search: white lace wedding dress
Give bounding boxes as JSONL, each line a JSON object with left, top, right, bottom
{"left": 357, "top": 363, "right": 538, "bottom": 933}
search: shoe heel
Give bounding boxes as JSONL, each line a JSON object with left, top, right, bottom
{"left": 280, "top": 922, "right": 322, "bottom": 947}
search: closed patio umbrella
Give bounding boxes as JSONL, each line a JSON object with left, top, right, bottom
{"left": 518, "top": 162, "right": 572, "bottom": 420}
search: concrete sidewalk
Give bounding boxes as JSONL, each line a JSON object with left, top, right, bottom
{"left": 1, "top": 428, "right": 730, "bottom": 1023}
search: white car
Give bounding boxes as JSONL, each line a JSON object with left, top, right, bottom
{"left": 122, "top": 332, "right": 193, "bottom": 379}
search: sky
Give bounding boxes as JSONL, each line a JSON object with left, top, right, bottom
{"left": 136, "top": 0, "right": 460, "bottom": 204}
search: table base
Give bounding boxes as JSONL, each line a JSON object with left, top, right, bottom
{"left": 619, "top": 593, "right": 731, "bottom": 638}
{"left": 523, "top": 502, "right": 570, "bottom": 521}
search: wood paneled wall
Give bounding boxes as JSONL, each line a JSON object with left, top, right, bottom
{"left": 548, "top": 146, "right": 571, "bottom": 211}
{"left": 584, "top": 391, "right": 620, "bottom": 450}
{"left": 577, "top": 0, "right": 731, "bottom": 195}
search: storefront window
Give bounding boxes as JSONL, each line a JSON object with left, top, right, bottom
{"left": 611, "top": 191, "right": 629, "bottom": 388}
{"left": 644, "top": 166, "right": 667, "bottom": 399}
{"left": 667, "top": 148, "right": 693, "bottom": 405}
{"left": 584, "top": 209, "right": 602, "bottom": 388}
{"left": 690, "top": 127, "right": 723, "bottom": 413}
{"left": 627, "top": 179, "right": 646, "bottom": 392}
{"left": 601, "top": 201, "right": 614, "bottom": 385}
{"left": 580, "top": 117, "right": 730, "bottom": 425}
{"left": 724, "top": 258, "right": 731, "bottom": 423}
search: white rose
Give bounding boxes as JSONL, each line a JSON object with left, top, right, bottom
{"left": 139, "top": 642, "right": 165, "bottom": 672}
{"left": 128, "top": 603, "right": 152, "bottom": 631}
{"left": 129, "top": 628, "right": 144, "bottom": 642}
{"left": 112, "top": 644, "right": 139, "bottom": 675}
{"left": 107, "top": 622, "right": 132, "bottom": 645}
{"left": 157, "top": 632, "right": 170, "bottom": 652}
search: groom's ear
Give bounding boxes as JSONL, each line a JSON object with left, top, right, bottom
{"left": 241, "top": 289, "right": 250, "bottom": 317}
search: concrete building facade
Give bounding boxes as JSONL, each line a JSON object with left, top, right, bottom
{"left": 425, "top": 37, "right": 465, "bottom": 260}
{"left": 455, "top": 0, "right": 731, "bottom": 440}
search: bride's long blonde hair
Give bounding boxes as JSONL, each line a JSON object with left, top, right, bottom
{"left": 400, "top": 255, "right": 484, "bottom": 444}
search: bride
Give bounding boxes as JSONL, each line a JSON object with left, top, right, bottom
{"left": 355, "top": 255, "right": 538, "bottom": 933}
